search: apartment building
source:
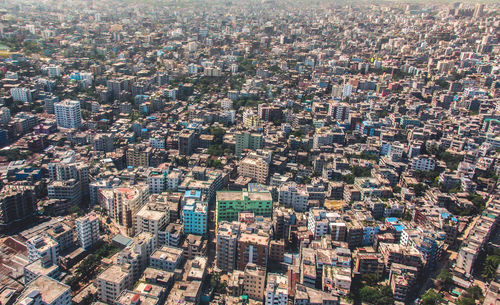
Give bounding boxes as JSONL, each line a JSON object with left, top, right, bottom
{"left": 16, "top": 275, "right": 71, "bottom": 305}
{"left": 47, "top": 179, "right": 82, "bottom": 207}
{"left": 97, "top": 264, "right": 132, "bottom": 303}
{"left": 237, "top": 232, "right": 269, "bottom": 270}
{"left": 113, "top": 185, "right": 149, "bottom": 236}
{"left": 0, "top": 185, "right": 36, "bottom": 230}
{"left": 117, "top": 233, "right": 156, "bottom": 282}
{"left": 279, "top": 182, "right": 309, "bottom": 212}
{"left": 126, "top": 144, "right": 152, "bottom": 168}
{"left": 235, "top": 132, "right": 263, "bottom": 156}
{"left": 150, "top": 246, "right": 183, "bottom": 272}
{"left": 135, "top": 202, "right": 170, "bottom": 244}
{"left": 216, "top": 190, "right": 273, "bottom": 225}
{"left": 265, "top": 274, "right": 288, "bottom": 305}
{"left": 238, "top": 156, "right": 269, "bottom": 184}
{"left": 243, "top": 263, "right": 267, "bottom": 301}
{"left": 182, "top": 200, "right": 208, "bottom": 236}
{"left": 54, "top": 100, "right": 82, "bottom": 129}
{"left": 26, "top": 236, "right": 59, "bottom": 270}
{"left": 75, "top": 213, "right": 100, "bottom": 250}
{"left": 216, "top": 221, "right": 241, "bottom": 272}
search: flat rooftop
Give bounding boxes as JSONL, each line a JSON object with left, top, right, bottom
{"left": 17, "top": 275, "right": 69, "bottom": 305}
{"left": 216, "top": 191, "right": 272, "bottom": 202}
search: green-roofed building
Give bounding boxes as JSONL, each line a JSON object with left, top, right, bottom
{"left": 216, "top": 190, "right": 273, "bottom": 225}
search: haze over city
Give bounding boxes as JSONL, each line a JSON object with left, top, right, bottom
{"left": 0, "top": 1, "right": 498, "bottom": 305}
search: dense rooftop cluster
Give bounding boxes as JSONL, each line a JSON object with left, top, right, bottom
{"left": 0, "top": 0, "right": 498, "bottom": 305}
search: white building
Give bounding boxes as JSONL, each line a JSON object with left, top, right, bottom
{"left": 148, "top": 173, "right": 166, "bottom": 194}
{"left": 387, "top": 142, "right": 405, "bottom": 161}
{"left": 26, "top": 236, "right": 59, "bottom": 266}
{"left": 167, "top": 170, "right": 182, "bottom": 191}
{"left": 17, "top": 275, "right": 71, "bottom": 305}
{"left": 149, "top": 137, "right": 165, "bottom": 149}
{"left": 10, "top": 87, "right": 34, "bottom": 103}
{"left": 188, "top": 63, "right": 198, "bottom": 74}
{"left": 44, "top": 65, "right": 62, "bottom": 78}
{"left": 342, "top": 84, "right": 353, "bottom": 98}
{"left": 307, "top": 209, "right": 329, "bottom": 238}
{"left": 265, "top": 274, "right": 288, "bottom": 305}
{"left": 150, "top": 246, "right": 183, "bottom": 271}
{"left": 220, "top": 98, "right": 233, "bottom": 110}
{"left": 411, "top": 155, "right": 436, "bottom": 171}
{"left": 135, "top": 203, "right": 170, "bottom": 243}
{"left": 75, "top": 213, "right": 100, "bottom": 250}
{"left": 54, "top": 100, "right": 82, "bottom": 129}
{"left": 0, "top": 107, "right": 11, "bottom": 124}
{"left": 278, "top": 182, "right": 309, "bottom": 212}
{"left": 97, "top": 264, "right": 132, "bottom": 303}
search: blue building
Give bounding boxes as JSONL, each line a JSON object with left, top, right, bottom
{"left": 15, "top": 167, "right": 42, "bottom": 181}
{"left": 0, "top": 129, "right": 7, "bottom": 147}
{"left": 182, "top": 201, "right": 208, "bottom": 236}
{"left": 362, "top": 225, "right": 380, "bottom": 246}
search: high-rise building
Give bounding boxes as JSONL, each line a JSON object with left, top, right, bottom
{"left": 126, "top": 144, "right": 152, "bottom": 168}
{"left": 238, "top": 156, "right": 269, "bottom": 184}
{"left": 44, "top": 96, "right": 59, "bottom": 114}
{"left": 178, "top": 129, "right": 196, "bottom": 156}
{"left": 92, "top": 133, "right": 114, "bottom": 152}
{"left": 113, "top": 185, "right": 149, "bottom": 236}
{"left": 216, "top": 221, "right": 241, "bottom": 272}
{"left": 117, "top": 233, "right": 156, "bottom": 282}
{"left": 97, "top": 264, "right": 132, "bottom": 303}
{"left": 473, "top": 3, "right": 484, "bottom": 18}
{"left": 148, "top": 172, "right": 166, "bottom": 194}
{"left": 0, "top": 185, "right": 36, "bottom": 231}
{"left": 328, "top": 101, "right": 350, "bottom": 122}
{"left": 10, "top": 87, "right": 34, "bottom": 103}
{"left": 135, "top": 201, "right": 170, "bottom": 245}
{"left": 150, "top": 246, "right": 183, "bottom": 271}
{"left": 48, "top": 156, "right": 89, "bottom": 198}
{"left": 0, "top": 107, "right": 10, "bottom": 124}
{"left": 216, "top": 190, "right": 273, "bottom": 225}
{"left": 265, "top": 274, "right": 289, "bottom": 305}
{"left": 243, "top": 263, "right": 267, "bottom": 301}
{"left": 182, "top": 200, "right": 208, "bottom": 236}
{"left": 54, "top": 100, "right": 82, "bottom": 129}
{"left": 278, "top": 182, "right": 309, "bottom": 212}
{"left": 17, "top": 275, "right": 71, "bottom": 305}
{"left": 258, "top": 104, "right": 282, "bottom": 122}
{"left": 237, "top": 233, "right": 269, "bottom": 270}
{"left": 75, "top": 212, "right": 100, "bottom": 250}
{"left": 235, "top": 132, "right": 263, "bottom": 156}
{"left": 26, "top": 235, "right": 59, "bottom": 266}
{"left": 46, "top": 223, "right": 75, "bottom": 252}
{"left": 47, "top": 179, "right": 82, "bottom": 206}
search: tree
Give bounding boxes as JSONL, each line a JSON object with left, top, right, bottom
{"left": 207, "top": 144, "right": 223, "bottom": 156}
{"left": 414, "top": 183, "right": 428, "bottom": 197}
{"left": 436, "top": 269, "right": 453, "bottom": 289}
{"left": 360, "top": 273, "right": 381, "bottom": 286}
{"left": 352, "top": 165, "right": 371, "bottom": 177}
{"left": 359, "top": 285, "right": 394, "bottom": 305}
{"left": 421, "top": 289, "right": 442, "bottom": 305}
{"left": 457, "top": 285, "right": 484, "bottom": 305}
{"left": 291, "top": 130, "right": 303, "bottom": 138}
{"left": 342, "top": 174, "right": 355, "bottom": 184}
{"left": 482, "top": 255, "right": 500, "bottom": 281}
{"left": 65, "top": 276, "right": 80, "bottom": 291}
{"left": 209, "top": 126, "right": 226, "bottom": 144}
{"left": 456, "top": 298, "right": 475, "bottom": 305}
{"left": 69, "top": 205, "right": 84, "bottom": 216}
